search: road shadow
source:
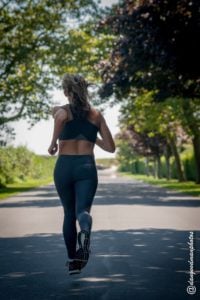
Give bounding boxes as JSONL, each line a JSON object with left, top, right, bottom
{"left": 0, "top": 229, "right": 199, "bottom": 300}
{"left": 0, "top": 181, "right": 200, "bottom": 208}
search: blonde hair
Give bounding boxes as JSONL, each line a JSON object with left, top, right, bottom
{"left": 62, "top": 74, "right": 91, "bottom": 119}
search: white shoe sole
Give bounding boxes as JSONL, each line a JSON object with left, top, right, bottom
{"left": 69, "top": 269, "right": 81, "bottom": 275}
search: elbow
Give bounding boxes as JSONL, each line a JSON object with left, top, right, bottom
{"left": 99, "top": 138, "right": 116, "bottom": 153}
{"left": 111, "top": 141, "right": 116, "bottom": 153}
{"left": 108, "top": 145, "right": 116, "bottom": 153}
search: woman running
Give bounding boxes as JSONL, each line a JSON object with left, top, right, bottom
{"left": 48, "top": 74, "right": 115, "bottom": 275}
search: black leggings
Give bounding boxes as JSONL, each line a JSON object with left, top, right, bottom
{"left": 53, "top": 154, "right": 98, "bottom": 259}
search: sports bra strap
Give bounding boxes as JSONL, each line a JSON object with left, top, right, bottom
{"left": 61, "top": 104, "right": 74, "bottom": 121}
{"left": 69, "top": 104, "right": 75, "bottom": 119}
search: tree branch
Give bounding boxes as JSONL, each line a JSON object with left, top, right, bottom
{"left": 0, "top": 97, "right": 27, "bottom": 125}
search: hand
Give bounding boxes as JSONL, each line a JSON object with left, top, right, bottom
{"left": 48, "top": 143, "right": 58, "bottom": 155}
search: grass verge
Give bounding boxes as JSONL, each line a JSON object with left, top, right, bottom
{"left": 118, "top": 172, "right": 200, "bottom": 197}
{"left": 0, "top": 177, "right": 54, "bottom": 200}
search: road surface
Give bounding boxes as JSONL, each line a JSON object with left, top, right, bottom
{"left": 0, "top": 167, "right": 200, "bottom": 299}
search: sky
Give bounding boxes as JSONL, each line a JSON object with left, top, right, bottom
{"left": 100, "top": 0, "right": 119, "bottom": 8}
{"left": 10, "top": 0, "right": 120, "bottom": 159}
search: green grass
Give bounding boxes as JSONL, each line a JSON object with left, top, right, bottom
{"left": 0, "top": 177, "right": 54, "bottom": 200}
{"left": 118, "top": 172, "right": 200, "bottom": 197}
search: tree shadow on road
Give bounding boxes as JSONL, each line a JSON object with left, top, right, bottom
{"left": 0, "top": 182, "right": 200, "bottom": 208}
{"left": 0, "top": 229, "right": 199, "bottom": 300}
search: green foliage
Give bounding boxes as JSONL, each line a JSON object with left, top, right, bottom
{"left": 181, "top": 149, "right": 197, "bottom": 181}
{"left": 117, "top": 146, "right": 196, "bottom": 181}
{"left": 0, "top": 146, "right": 56, "bottom": 187}
{"left": 116, "top": 135, "right": 146, "bottom": 174}
{"left": 121, "top": 92, "right": 183, "bottom": 136}
{"left": 97, "top": 0, "right": 200, "bottom": 182}
{"left": 54, "top": 26, "right": 116, "bottom": 83}
{"left": 98, "top": 0, "right": 200, "bottom": 100}
{"left": 31, "top": 154, "right": 56, "bottom": 180}
{"left": 0, "top": 0, "right": 101, "bottom": 133}
{"left": 0, "top": 147, "right": 14, "bottom": 186}
{"left": 116, "top": 136, "right": 136, "bottom": 171}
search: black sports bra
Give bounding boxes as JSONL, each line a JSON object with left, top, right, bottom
{"left": 58, "top": 105, "right": 99, "bottom": 143}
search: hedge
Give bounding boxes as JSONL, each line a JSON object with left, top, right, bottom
{"left": 0, "top": 146, "right": 56, "bottom": 187}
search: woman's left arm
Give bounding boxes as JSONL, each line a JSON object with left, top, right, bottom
{"left": 48, "top": 108, "right": 68, "bottom": 155}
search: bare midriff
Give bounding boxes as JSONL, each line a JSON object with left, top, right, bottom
{"left": 58, "top": 140, "right": 95, "bottom": 156}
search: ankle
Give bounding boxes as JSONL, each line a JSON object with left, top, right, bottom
{"left": 68, "top": 258, "right": 75, "bottom": 262}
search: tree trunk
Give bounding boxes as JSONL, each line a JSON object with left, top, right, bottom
{"left": 145, "top": 156, "right": 150, "bottom": 176}
{"left": 153, "top": 158, "right": 157, "bottom": 178}
{"left": 192, "top": 135, "right": 200, "bottom": 184}
{"left": 165, "top": 144, "right": 172, "bottom": 180}
{"left": 182, "top": 99, "right": 200, "bottom": 184}
{"left": 168, "top": 135, "right": 186, "bottom": 182}
{"left": 165, "top": 155, "right": 171, "bottom": 180}
{"left": 156, "top": 155, "right": 162, "bottom": 178}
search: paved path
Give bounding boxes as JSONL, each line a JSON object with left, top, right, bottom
{"left": 0, "top": 167, "right": 200, "bottom": 300}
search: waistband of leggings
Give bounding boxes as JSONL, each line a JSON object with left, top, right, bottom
{"left": 58, "top": 154, "right": 95, "bottom": 159}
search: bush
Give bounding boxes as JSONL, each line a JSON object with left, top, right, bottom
{"left": 0, "top": 146, "right": 56, "bottom": 187}
{"left": 0, "top": 147, "right": 14, "bottom": 186}
{"left": 182, "top": 150, "right": 197, "bottom": 181}
{"left": 117, "top": 148, "right": 197, "bottom": 182}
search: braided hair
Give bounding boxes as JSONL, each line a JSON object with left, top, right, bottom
{"left": 62, "top": 74, "right": 91, "bottom": 119}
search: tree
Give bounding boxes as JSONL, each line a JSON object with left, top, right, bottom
{"left": 119, "top": 92, "right": 190, "bottom": 181}
{"left": 51, "top": 21, "right": 116, "bottom": 83}
{"left": 115, "top": 131, "right": 137, "bottom": 173}
{"left": 0, "top": 0, "right": 101, "bottom": 130}
{"left": 97, "top": 0, "right": 200, "bottom": 182}
{"left": 98, "top": 0, "right": 200, "bottom": 99}
{"left": 116, "top": 124, "right": 167, "bottom": 178}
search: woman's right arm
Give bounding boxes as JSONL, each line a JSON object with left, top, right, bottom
{"left": 95, "top": 111, "right": 116, "bottom": 153}
{"left": 48, "top": 107, "right": 67, "bottom": 155}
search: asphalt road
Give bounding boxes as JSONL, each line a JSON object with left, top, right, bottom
{"left": 0, "top": 166, "right": 200, "bottom": 300}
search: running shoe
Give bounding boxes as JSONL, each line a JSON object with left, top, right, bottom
{"left": 75, "top": 230, "right": 91, "bottom": 269}
{"left": 65, "top": 259, "right": 82, "bottom": 275}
